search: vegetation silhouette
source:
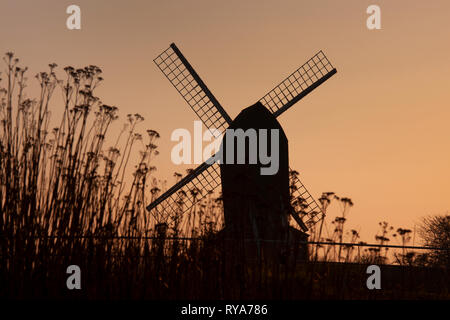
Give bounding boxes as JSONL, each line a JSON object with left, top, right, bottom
{"left": 0, "top": 54, "right": 448, "bottom": 299}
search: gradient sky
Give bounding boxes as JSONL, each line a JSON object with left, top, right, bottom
{"left": 1, "top": 0, "right": 449, "bottom": 242}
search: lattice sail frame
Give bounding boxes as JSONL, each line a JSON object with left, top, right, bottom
{"left": 154, "top": 43, "right": 232, "bottom": 137}
{"left": 260, "top": 50, "right": 336, "bottom": 118}
{"left": 289, "top": 172, "right": 323, "bottom": 231}
{"left": 147, "top": 160, "right": 222, "bottom": 224}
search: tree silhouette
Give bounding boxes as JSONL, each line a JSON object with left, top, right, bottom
{"left": 419, "top": 214, "right": 450, "bottom": 267}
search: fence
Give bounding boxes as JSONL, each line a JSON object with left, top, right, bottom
{"left": 2, "top": 234, "right": 448, "bottom": 264}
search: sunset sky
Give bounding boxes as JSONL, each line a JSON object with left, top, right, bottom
{"left": 1, "top": 0, "right": 449, "bottom": 242}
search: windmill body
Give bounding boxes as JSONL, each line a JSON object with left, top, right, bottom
{"left": 220, "top": 102, "right": 290, "bottom": 242}
{"left": 147, "top": 43, "right": 337, "bottom": 261}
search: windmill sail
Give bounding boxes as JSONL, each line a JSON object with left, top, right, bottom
{"left": 289, "top": 171, "right": 324, "bottom": 231}
{"left": 146, "top": 159, "right": 222, "bottom": 224}
{"left": 260, "top": 50, "right": 336, "bottom": 118}
{"left": 154, "top": 43, "right": 232, "bottom": 137}
{"left": 150, "top": 43, "right": 230, "bottom": 228}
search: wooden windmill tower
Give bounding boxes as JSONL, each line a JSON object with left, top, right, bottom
{"left": 147, "top": 43, "right": 337, "bottom": 260}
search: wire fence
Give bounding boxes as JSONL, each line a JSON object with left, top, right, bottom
{"left": 2, "top": 234, "right": 448, "bottom": 251}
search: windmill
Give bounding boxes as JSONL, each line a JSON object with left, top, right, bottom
{"left": 146, "top": 43, "right": 337, "bottom": 258}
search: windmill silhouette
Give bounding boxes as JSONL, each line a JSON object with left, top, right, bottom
{"left": 147, "top": 43, "right": 337, "bottom": 256}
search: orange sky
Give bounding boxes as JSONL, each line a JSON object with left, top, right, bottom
{"left": 1, "top": 0, "right": 449, "bottom": 242}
